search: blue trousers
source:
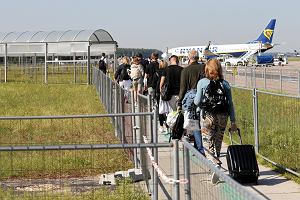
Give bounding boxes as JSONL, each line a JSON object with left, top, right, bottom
{"left": 193, "top": 130, "right": 204, "bottom": 154}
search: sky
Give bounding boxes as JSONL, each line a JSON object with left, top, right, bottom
{"left": 0, "top": 0, "right": 299, "bottom": 52}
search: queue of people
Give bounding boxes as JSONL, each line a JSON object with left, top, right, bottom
{"left": 113, "top": 50, "right": 238, "bottom": 167}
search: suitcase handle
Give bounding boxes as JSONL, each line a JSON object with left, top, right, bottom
{"left": 228, "top": 128, "right": 242, "bottom": 145}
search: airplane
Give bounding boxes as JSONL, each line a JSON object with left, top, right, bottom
{"left": 162, "top": 19, "right": 276, "bottom": 62}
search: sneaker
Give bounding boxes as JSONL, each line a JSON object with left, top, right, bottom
{"left": 159, "top": 126, "right": 165, "bottom": 133}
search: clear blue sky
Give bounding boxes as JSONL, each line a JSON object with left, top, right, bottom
{"left": 1, "top": 0, "right": 299, "bottom": 52}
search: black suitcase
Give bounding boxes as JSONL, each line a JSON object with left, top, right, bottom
{"left": 226, "top": 128, "right": 259, "bottom": 183}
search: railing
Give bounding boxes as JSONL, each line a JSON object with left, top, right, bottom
{"left": 2, "top": 66, "right": 291, "bottom": 199}
{"left": 0, "top": 57, "right": 115, "bottom": 84}
{"left": 92, "top": 67, "right": 265, "bottom": 200}
{"left": 182, "top": 138, "right": 261, "bottom": 200}
{"left": 0, "top": 112, "right": 160, "bottom": 199}
{"left": 228, "top": 86, "right": 300, "bottom": 177}
{"left": 224, "top": 66, "right": 300, "bottom": 96}
{"left": 0, "top": 142, "right": 169, "bottom": 199}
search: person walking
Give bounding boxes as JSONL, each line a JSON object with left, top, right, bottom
{"left": 130, "top": 56, "right": 144, "bottom": 103}
{"left": 194, "top": 59, "right": 237, "bottom": 164}
{"left": 99, "top": 53, "right": 107, "bottom": 74}
{"left": 160, "top": 55, "right": 183, "bottom": 111}
{"left": 178, "top": 50, "right": 205, "bottom": 154}
{"left": 144, "top": 52, "right": 159, "bottom": 99}
{"left": 136, "top": 53, "right": 149, "bottom": 94}
{"left": 114, "top": 56, "right": 132, "bottom": 91}
{"left": 157, "top": 60, "right": 169, "bottom": 132}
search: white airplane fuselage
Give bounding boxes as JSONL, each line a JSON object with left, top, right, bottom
{"left": 168, "top": 43, "right": 265, "bottom": 58}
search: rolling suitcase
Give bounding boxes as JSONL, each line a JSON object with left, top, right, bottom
{"left": 226, "top": 128, "right": 259, "bottom": 183}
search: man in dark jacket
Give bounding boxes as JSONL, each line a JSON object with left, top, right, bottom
{"left": 178, "top": 50, "right": 205, "bottom": 154}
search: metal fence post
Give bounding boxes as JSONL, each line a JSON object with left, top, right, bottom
{"left": 298, "top": 71, "right": 300, "bottom": 96}
{"left": 264, "top": 67, "right": 266, "bottom": 90}
{"left": 153, "top": 107, "right": 158, "bottom": 200}
{"left": 250, "top": 68, "right": 253, "bottom": 87}
{"left": 87, "top": 45, "right": 91, "bottom": 85}
{"left": 4, "top": 43, "right": 7, "bottom": 83}
{"left": 113, "top": 52, "right": 117, "bottom": 72}
{"left": 120, "top": 88, "right": 125, "bottom": 143}
{"left": 73, "top": 53, "right": 76, "bottom": 84}
{"left": 131, "top": 90, "right": 138, "bottom": 168}
{"left": 114, "top": 84, "right": 118, "bottom": 137}
{"left": 109, "top": 80, "right": 113, "bottom": 114}
{"left": 173, "top": 139, "right": 180, "bottom": 200}
{"left": 253, "top": 88, "right": 259, "bottom": 153}
{"left": 183, "top": 137, "right": 191, "bottom": 200}
{"left": 106, "top": 76, "right": 109, "bottom": 110}
{"left": 233, "top": 68, "right": 236, "bottom": 86}
{"left": 280, "top": 68, "right": 282, "bottom": 92}
{"left": 44, "top": 43, "right": 48, "bottom": 84}
{"left": 136, "top": 94, "right": 142, "bottom": 169}
{"left": 253, "top": 67, "right": 256, "bottom": 88}
{"left": 147, "top": 94, "right": 156, "bottom": 199}
{"left": 147, "top": 95, "right": 153, "bottom": 142}
{"left": 245, "top": 67, "right": 247, "bottom": 87}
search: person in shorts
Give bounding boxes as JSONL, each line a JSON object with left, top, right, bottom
{"left": 130, "top": 56, "right": 144, "bottom": 103}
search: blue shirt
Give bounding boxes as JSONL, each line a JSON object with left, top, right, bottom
{"left": 194, "top": 78, "right": 236, "bottom": 122}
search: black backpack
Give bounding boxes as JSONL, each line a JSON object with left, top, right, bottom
{"left": 200, "top": 80, "right": 228, "bottom": 114}
{"left": 161, "top": 81, "right": 171, "bottom": 101}
{"left": 120, "top": 65, "right": 130, "bottom": 81}
{"left": 99, "top": 59, "right": 107, "bottom": 72}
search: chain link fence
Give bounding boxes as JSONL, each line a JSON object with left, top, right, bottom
{"left": 228, "top": 86, "right": 300, "bottom": 177}
{"left": 224, "top": 66, "right": 300, "bottom": 96}
{"left": 0, "top": 66, "right": 286, "bottom": 199}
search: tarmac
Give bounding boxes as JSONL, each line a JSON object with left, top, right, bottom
{"left": 154, "top": 129, "right": 300, "bottom": 200}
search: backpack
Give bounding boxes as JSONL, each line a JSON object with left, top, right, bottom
{"left": 99, "top": 59, "right": 107, "bottom": 71}
{"left": 200, "top": 80, "right": 227, "bottom": 114}
{"left": 182, "top": 89, "right": 197, "bottom": 111}
{"left": 160, "top": 81, "right": 171, "bottom": 101}
{"left": 120, "top": 65, "right": 130, "bottom": 81}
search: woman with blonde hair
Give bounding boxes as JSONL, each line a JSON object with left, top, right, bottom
{"left": 114, "top": 56, "right": 132, "bottom": 90}
{"left": 130, "top": 56, "right": 144, "bottom": 102}
{"left": 157, "top": 60, "right": 169, "bottom": 132}
{"left": 194, "top": 59, "right": 237, "bottom": 165}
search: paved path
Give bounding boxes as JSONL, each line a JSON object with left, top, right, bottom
{"left": 155, "top": 130, "right": 300, "bottom": 200}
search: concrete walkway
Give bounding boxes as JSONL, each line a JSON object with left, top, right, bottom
{"left": 155, "top": 130, "right": 300, "bottom": 200}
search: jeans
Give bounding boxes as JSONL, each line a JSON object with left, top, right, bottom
{"left": 193, "top": 130, "right": 204, "bottom": 154}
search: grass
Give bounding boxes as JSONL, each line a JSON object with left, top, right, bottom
{"left": 226, "top": 87, "right": 300, "bottom": 182}
{"left": 0, "top": 83, "right": 133, "bottom": 179}
{"left": 0, "top": 179, "right": 150, "bottom": 200}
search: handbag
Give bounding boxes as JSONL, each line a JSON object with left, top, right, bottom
{"left": 158, "top": 97, "right": 173, "bottom": 114}
{"left": 183, "top": 111, "right": 200, "bottom": 130}
{"left": 183, "top": 103, "right": 200, "bottom": 131}
{"left": 166, "top": 111, "right": 179, "bottom": 129}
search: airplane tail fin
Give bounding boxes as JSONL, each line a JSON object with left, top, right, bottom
{"left": 255, "top": 19, "right": 276, "bottom": 44}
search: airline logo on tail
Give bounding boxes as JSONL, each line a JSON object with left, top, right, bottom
{"left": 263, "top": 29, "right": 273, "bottom": 40}
{"left": 255, "top": 19, "right": 276, "bottom": 44}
